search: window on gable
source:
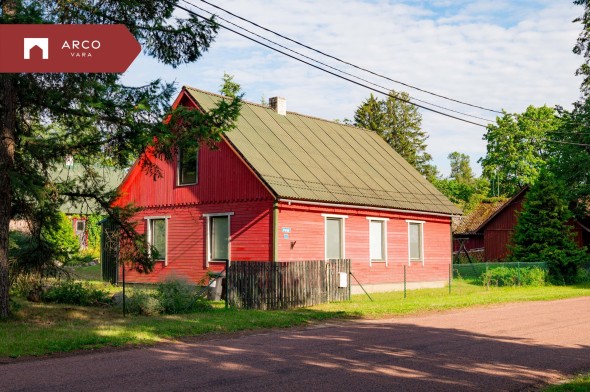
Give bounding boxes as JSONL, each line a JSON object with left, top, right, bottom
{"left": 408, "top": 221, "right": 424, "bottom": 262}
{"left": 369, "top": 219, "right": 386, "bottom": 262}
{"left": 177, "top": 145, "right": 198, "bottom": 185}
{"left": 146, "top": 217, "right": 168, "bottom": 262}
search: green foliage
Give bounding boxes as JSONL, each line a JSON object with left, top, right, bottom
{"left": 125, "top": 290, "right": 164, "bottom": 316}
{"left": 155, "top": 277, "right": 211, "bottom": 314}
{"left": 123, "top": 278, "right": 212, "bottom": 316}
{"left": 8, "top": 230, "right": 67, "bottom": 292}
{"left": 219, "top": 73, "right": 242, "bottom": 98}
{"left": 574, "top": 0, "right": 590, "bottom": 95}
{"left": 548, "top": 102, "right": 590, "bottom": 220}
{"left": 433, "top": 177, "right": 490, "bottom": 214}
{"left": 41, "top": 213, "right": 80, "bottom": 265}
{"left": 0, "top": 1, "right": 243, "bottom": 317}
{"left": 509, "top": 171, "right": 589, "bottom": 284}
{"left": 479, "top": 266, "right": 547, "bottom": 287}
{"left": 448, "top": 152, "right": 474, "bottom": 184}
{"left": 354, "top": 91, "right": 436, "bottom": 179}
{"left": 42, "top": 281, "right": 110, "bottom": 306}
{"left": 479, "top": 106, "right": 559, "bottom": 196}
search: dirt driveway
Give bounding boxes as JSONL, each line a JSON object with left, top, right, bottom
{"left": 1, "top": 297, "right": 589, "bottom": 391}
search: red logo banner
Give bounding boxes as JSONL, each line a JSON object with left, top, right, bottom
{"left": 0, "top": 24, "right": 141, "bottom": 73}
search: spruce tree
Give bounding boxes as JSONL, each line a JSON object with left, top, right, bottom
{"left": 509, "top": 170, "right": 588, "bottom": 284}
{"left": 0, "top": 1, "right": 241, "bottom": 318}
{"left": 354, "top": 91, "right": 436, "bottom": 179}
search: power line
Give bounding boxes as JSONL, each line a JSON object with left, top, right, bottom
{"left": 193, "top": 0, "right": 503, "bottom": 115}
{"left": 183, "top": 0, "right": 495, "bottom": 123}
{"left": 173, "top": 1, "right": 489, "bottom": 128}
{"left": 543, "top": 139, "right": 590, "bottom": 147}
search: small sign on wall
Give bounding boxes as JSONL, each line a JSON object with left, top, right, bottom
{"left": 282, "top": 227, "right": 291, "bottom": 233}
{"left": 283, "top": 234, "right": 289, "bottom": 239}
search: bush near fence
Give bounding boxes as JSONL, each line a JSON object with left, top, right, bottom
{"left": 453, "top": 262, "right": 547, "bottom": 286}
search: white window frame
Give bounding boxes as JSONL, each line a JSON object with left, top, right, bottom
{"left": 367, "top": 217, "right": 389, "bottom": 266}
{"left": 406, "top": 220, "right": 425, "bottom": 265}
{"left": 203, "top": 212, "right": 234, "bottom": 266}
{"left": 322, "top": 214, "right": 348, "bottom": 260}
{"left": 144, "top": 216, "right": 170, "bottom": 266}
{"left": 177, "top": 146, "right": 199, "bottom": 186}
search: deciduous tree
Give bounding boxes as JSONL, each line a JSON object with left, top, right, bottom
{"left": 479, "top": 106, "right": 559, "bottom": 196}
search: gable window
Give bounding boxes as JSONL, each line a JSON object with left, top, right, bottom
{"left": 367, "top": 217, "right": 388, "bottom": 265}
{"left": 323, "top": 214, "right": 348, "bottom": 260}
{"left": 204, "top": 213, "right": 234, "bottom": 265}
{"left": 407, "top": 220, "right": 424, "bottom": 264}
{"left": 145, "top": 216, "right": 170, "bottom": 265}
{"left": 177, "top": 145, "right": 198, "bottom": 185}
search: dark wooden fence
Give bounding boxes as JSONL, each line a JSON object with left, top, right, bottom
{"left": 226, "top": 259, "right": 351, "bottom": 310}
{"left": 100, "top": 219, "right": 118, "bottom": 284}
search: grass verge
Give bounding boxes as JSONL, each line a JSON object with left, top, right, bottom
{"left": 1, "top": 281, "right": 589, "bottom": 359}
{"left": 542, "top": 372, "right": 590, "bottom": 391}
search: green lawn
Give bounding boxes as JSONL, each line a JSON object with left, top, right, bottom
{"left": 543, "top": 372, "right": 590, "bottom": 391}
{"left": 68, "top": 264, "right": 102, "bottom": 281}
{"left": 1, "top": 281, "right": 589, "bottom": 359}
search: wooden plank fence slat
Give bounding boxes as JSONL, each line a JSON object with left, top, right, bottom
{"left": 226, "top": 259, "right": 350, "bottom": 310}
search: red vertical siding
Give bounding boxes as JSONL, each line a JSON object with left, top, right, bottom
{"left": 276, "top": 202, "right": 452, "bottom": 285}
{"left": 483, "top": 191, "right": 525, "bottom": 261}
{"left": 118, "top": 127, "right": 275, "bottom": 283}
{"left": 119, "top": 140, "right": 272, "bottom": 208}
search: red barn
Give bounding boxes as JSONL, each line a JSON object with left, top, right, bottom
{"left": 453, "top": 187, "right": 590, "bottom": 261}
{"left": 117, "top": 87, "right": 461, "bottom": 293}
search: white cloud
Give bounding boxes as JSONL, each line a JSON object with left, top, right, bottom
{"left": 122, "top": 0, "right": 583, "bottom": 176}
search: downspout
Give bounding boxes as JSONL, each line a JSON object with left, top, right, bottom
{"left": 273, "top": 200, "right": 279, "bottom": 262}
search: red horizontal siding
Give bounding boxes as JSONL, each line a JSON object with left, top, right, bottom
{"left": 276, "top": 202, "right": 452, "bottom": 285}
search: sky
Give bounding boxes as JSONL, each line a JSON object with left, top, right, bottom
{"left": 122, "top": 0, "right": 583, "bottom": 177}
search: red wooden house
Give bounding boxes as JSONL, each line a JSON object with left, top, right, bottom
{"left": 117, "top": 87, "right": 461, "bottom": 293}
{"left": 453, "top": 187, "right": 590, "bottom": 261}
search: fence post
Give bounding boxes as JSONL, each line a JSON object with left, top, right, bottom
{"left": 404, "top": 265, "right": 407, "bottom": 299}
{"left": 225, "top": 259, "right": 230, "bottom": 310}
{"left": 449, "top": 263, "right": 452, "bottom": 294}
{"left": 517, "top": 261, "right": 520, "bottom": 286}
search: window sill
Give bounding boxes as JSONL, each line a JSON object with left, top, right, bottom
{"left": 370, "top": 259, "right": 387, "bottom": 263}
{"left": 176, "top": 182, "right": 198, "bottom": 187}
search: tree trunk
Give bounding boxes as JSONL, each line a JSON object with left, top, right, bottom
{"left": 0, "top": 75, "right": 16, "bottom": 318}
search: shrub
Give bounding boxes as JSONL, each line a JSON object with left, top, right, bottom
{"left": 120, "top": 278, "right": 212, "bottom": 316}
{"left": 42, "top": 280, "right": 110, "bottom": 306}
{"left": 42, "top": 213, "right": 80, "bottom": 265}
{"left": 479, "top": 266, "right": 546, "bottom": 287}
{"left": 125, "top": 290, "right": 163, "bottom": 316}
{"left": 155, "top": 277, "right": 211, "bottom": 314}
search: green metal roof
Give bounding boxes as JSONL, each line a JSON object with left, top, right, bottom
{"left": 186, "top": 86, "right": 462, "bottom": 216}
{"left": 52, "top": 163, "right": 127, "bottom": 215}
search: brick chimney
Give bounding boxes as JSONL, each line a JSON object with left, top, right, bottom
{"left": 269, "top": 96, "right": 286, "bottom": 116}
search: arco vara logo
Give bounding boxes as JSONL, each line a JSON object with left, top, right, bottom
{"left": 0, "top": 24, "right": 141, "bottom": 73}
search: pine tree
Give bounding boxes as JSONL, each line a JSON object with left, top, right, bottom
{"left": 509, "top": 170, "right": 588, "bottom": 284}
{"left": 0, "top": 1, "right": 242, "bottom": 318}
{"left": 354, "top": 91, "right": 436, "bottom": 179}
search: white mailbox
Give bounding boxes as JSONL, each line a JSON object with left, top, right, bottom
{"left": 339, "top": 272, "right": 348, "bottom": 288}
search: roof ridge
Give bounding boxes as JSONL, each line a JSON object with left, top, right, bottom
{"left": 182, "top": 85, "right": 374, "bottom": 135}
